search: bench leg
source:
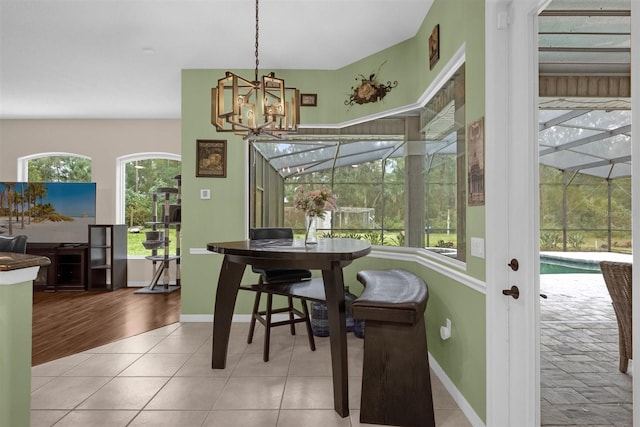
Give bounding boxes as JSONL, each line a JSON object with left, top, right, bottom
{"left": 360, "top": 316, "right": 435, "bottom": 427}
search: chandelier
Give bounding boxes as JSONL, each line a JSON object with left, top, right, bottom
{"left": 211, "top": 0, "right": 299, "bottom": 139}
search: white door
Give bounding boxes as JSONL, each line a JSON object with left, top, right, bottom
{"left": 485, "top": 1, "right": 544, "bottom": 425}
{"left": 487, "top": 1, "right": 640, "bottom": 426}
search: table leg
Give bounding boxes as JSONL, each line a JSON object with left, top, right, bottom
{"left": 211, "top": 256, "right": 245, "bottom": 369}
{"left": 322, "top": 263, "right": 349, "bottom": 417}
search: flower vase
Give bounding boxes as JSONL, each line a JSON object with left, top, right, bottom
{"left": 305, "top": 214, "right": 318, "bottom": 244}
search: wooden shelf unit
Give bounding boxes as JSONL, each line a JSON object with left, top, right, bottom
{"left": 87, "top": 224, "right": 128, "bottom": 291}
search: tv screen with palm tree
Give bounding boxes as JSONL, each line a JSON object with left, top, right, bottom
{"left": 0, "top": 182, "right": 96, "bottom": 244}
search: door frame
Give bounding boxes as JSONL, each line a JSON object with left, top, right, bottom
{"left": 485, "top": 1, "right": 546, "bottom": 425}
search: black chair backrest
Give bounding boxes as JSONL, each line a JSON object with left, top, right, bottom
{"left": 249, "top": 227, "right": 293, "bottom": 241}
{"left": 0, "top": 235, "right": 28, "bottom": 254}
{"left": 249, "top": 228, "right": 311, "bottom": 283}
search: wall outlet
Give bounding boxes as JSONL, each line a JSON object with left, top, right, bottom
{"left": 200, "top": 189, "right": 211, "bottom": 200}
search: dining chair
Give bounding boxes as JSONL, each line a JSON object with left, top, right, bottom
{"left": 242, "top": 227, "right": 325, "bottom": 362}
{"left": 599, "top": 260, "right": 632, "bottom": 373}
{"left": 0, "top": 235, "right": 28, "bottom": 254}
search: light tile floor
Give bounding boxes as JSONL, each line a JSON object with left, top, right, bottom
{"left": 31, "top": 322, "right": 471, "bottom": 427}
{"left": 540, "top": 273, "right": 632, "bottom": 426}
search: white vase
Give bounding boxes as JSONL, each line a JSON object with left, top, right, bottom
{"left": 305, "top": 214, "right": 318, "bottom": 244}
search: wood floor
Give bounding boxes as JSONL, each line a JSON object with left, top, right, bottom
{"left": 32, "top": 288, "right": 181, "bottom": 366}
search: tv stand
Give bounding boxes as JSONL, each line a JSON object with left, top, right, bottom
{"left": 27, "top": 243, "right": 88, "bottom": 291}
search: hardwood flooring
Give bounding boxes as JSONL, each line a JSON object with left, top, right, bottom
{"left": 32, "top": 288, "right": 180, "bottom": 366}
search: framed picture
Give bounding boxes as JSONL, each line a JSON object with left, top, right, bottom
{"left": 467, "top": 117, "right": 485, "bottom": 206}
{"left": 300, "top": 93, "right": 317, "bottom": 107}
{"left": 196, "top": 139, "right": 227, "bottom": 178}
{"left": 429, "top": 24, "right": 440, "bottom": 70}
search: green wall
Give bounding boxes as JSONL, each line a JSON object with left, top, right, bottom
{"left": 0, "top": 279, "right": 33, "bottom": 427}
{"left": 181, "top": 0, "right": 486, "bottom": 421}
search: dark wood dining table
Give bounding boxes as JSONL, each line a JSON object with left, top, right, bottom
{"left": 206, "top": 237, "right": 371, "bottom": 417}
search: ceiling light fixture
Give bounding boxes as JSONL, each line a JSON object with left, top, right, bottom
{"left": 211, "top": 0, "right": 299, "bottom": 140}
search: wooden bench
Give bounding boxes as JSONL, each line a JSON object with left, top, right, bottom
{"left": 353, "top": 269, "right": 435, "bottom": 427}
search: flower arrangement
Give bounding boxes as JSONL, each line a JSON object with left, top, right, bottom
{"left": 294, "top": 186, "right": 336, "bottom": 243}
{"left": 293, "top": 186, "right": 336, "bottom": 218}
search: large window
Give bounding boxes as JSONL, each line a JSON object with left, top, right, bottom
{"left": 249, "top": 64, "right": 467, "bottom": 262}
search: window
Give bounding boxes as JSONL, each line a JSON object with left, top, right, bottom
{"left": 249, "top": 64, "right": 466, "bottom": 261}
{"left": 117, "top": 154, "right": 181, "bottom": 255}
{"left": 423, "top": 63, "right": 466, "bottom": 261}
{"left": 250, "top": 139, "right": 406, "bottom": 245}
{"left": 21, "top": 153, "right": 92, "bottom": 182}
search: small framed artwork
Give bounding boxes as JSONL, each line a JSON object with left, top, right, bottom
{"left": 429, "top": 24, "right": 440, "bottom": 70}
{"left": 467, "top": 117, "right": 485, "bottom": 206}
{"left": 196, "top": 139, "right": 227, "bottom": 178}
{"left": 300, "top": 93, "right": 317, "bottom": 107}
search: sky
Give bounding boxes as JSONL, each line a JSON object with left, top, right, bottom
{"left": 0, "top": 182, "right": 96, "bottom": 217}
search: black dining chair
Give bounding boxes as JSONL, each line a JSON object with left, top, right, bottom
{"left": 0, "top": 235, "right": 28, "bottom": 254}
{"left": 242, "top": 227, "right": 325, "bottom": 362}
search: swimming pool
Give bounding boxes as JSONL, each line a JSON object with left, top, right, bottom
{"left": 540, "top": 254, "right": 602, "bottom": 274}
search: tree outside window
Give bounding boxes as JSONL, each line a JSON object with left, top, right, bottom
{"left": 27, "top": 155, "right": 91, "bottom": 183}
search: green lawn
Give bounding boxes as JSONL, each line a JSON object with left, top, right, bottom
{"left": 126, "top": 228, "right": 179, "bottom": 256}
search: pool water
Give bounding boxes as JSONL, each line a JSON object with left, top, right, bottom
{"left": 540, "top": 256, "right": 601, "bottom": 274}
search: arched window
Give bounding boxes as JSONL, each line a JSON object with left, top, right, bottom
{"left": 116, "top": 153, "right": 181, "bottom": 255}
{"left": 18, "top": 153, "right": 92, "bottom": 182}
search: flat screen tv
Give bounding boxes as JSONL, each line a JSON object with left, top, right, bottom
{"left": 0, "top": 182, "right": 96, "bottom": 244}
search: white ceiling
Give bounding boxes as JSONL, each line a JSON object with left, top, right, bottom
{"left": 0, "top": 0, "right": 433, "bottom": 120}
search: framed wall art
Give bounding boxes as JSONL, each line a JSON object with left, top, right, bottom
{"left": 196, "top": 139, "right": 227, "bottom": 178}
{"left": 300, "top": 93, "right": 317, "bottom": 107}
{"left": 429, "top": 24, "right": 440, "bottom": 70}
{"left": 467, "top": 117, "right": 485, "bottom": 206}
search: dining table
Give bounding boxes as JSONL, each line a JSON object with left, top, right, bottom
{"left": 206, "top": 237, "right": 371, "bottom": 417}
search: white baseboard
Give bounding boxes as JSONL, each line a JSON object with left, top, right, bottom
{"left": 428, "top": 354, "right": 485, "bottom": 427}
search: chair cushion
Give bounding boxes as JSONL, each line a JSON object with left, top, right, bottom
{"left": 257, "top": 268, "right": 312, "bottom": 284}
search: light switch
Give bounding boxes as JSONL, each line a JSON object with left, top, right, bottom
{"left": 200, "top": 189, "right": 211, "bottom": 200}
{"left": 471, "top": 237, "right": 485, "bottom": 258}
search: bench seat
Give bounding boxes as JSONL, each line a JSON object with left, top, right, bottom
{"left": 353, "top": 268, "right": 435, "bottom": 427}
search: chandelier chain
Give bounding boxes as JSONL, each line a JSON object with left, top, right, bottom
{"left": 254, "top": 0, "right": 260, "bottom": 83}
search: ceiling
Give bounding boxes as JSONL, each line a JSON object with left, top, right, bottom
{"left": 1, "top": 0, "right": 632, "bottom": 179}
{"left": 0, "top": 0, "right": 433, "bottom": 120}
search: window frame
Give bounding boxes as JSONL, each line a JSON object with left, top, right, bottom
{"left": 115, "top": 152, "right": 181, "bottom": 226}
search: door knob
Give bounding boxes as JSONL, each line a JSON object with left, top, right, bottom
{"left": 502, "top": 285, "right": 520, "bottom": 299}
